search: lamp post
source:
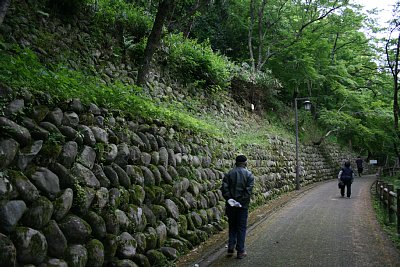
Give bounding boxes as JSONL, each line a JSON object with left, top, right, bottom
{"left": 295, "top": 98, "right": 312, "bottom": 190}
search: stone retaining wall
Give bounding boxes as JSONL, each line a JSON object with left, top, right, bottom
{"left": 0, "top": 90, "right": 354, "bottom": 267}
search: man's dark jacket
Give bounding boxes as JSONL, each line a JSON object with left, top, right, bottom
{"left": 221, "top": 165, "right": 255, "bottom": 208}
{"left": 340, "top": 167, "right": 354, "bottom": 182}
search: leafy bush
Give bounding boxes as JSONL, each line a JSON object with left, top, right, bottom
{"left": 93, "top": 0, "right": 152, "bottom": 39}
{"left": 124, "top": 35, "right": 147, "bottom": 64}
{"left": 0, "top": 46, "right": 219, "bottom": 136}
{"left": 230, "top": 63, "right": 282, "bottom": 112}
{"left": 162, "top": 33, "right": 233, "bottom": 91}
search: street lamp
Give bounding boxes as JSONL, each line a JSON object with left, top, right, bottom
{"left": 295, "top": 98, "right": 312, "bottom": 190}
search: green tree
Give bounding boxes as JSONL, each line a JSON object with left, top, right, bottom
{"left": 137, "top": 0, "right": 175, "bottom": 85}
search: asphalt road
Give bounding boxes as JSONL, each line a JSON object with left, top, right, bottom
{"left": 209, "top": 175, "right": 400, "bottom": 267}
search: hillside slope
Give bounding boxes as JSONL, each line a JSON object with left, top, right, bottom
{"left": 0, "top": 2, "right": 359, "bottom": 267}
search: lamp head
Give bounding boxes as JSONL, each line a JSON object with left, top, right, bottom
{"left": 303, "top": 100, "right": 312, "bottom": 111}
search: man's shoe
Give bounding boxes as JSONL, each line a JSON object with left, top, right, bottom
{"left": 227, "top": 249, "right": 234, "bottom": 257}
{"left": 237, "top": 251, "right": 247, "bottom": 259}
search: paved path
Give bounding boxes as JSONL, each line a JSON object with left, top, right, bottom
{"left": 209, "top": 175, "right": 400, "bottom": 267}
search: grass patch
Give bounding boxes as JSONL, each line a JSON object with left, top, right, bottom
{"left": 0, "top": 46, "right": 221, "bottom": 136}
{"left": 371, "top": 186, "right": 400, "bottom": 249}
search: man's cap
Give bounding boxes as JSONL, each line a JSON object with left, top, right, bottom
{"left": 236, "top": 155, "right": 247, "bottom": 163}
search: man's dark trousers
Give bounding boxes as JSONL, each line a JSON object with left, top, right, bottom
{"left": 340, "top": 180, "right": 352, "bottom": 197}
{"left": 226, "top": 205, "right": 248, "bottom": 253}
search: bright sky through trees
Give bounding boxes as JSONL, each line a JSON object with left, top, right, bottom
{"left": 353, "top": 0, "right": 396, "bottom": 26}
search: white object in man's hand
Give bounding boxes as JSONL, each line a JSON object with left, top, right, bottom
{"left": 228, "top": 198, "right": 242, "bottom": 207}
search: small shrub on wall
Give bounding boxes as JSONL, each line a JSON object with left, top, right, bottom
{"left": 93, "top": 0, "right": 152, "bottom": 40}
{"left": 161, "top": 33, "right": 233, "bottom": 92}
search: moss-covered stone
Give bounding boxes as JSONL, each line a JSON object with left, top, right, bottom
{"left": 149, "top": 164, "right": 161, "bottom": 185}
{"left": 8, "top": 170, "right": 39, "bottom": 203}
{"left": 164, "top": 238, "right": 188, "bottom": 254}
{"left": 132, "top": 253, "right": 151, "bottom": 267}
{"left": 42, "top": 220, "right": 67, "bottom": 258}
{"left": 117, "top": 231, "right": 137, "bottom": 259}
{"left": 85, "top": 211, "right": 106, "bottom": 239}
{"left": 12, "top": 226, "right": 47, "bottom": 265}
{"left": 58, "top": 215, "right": 92, "bottom": 243}
{"left": 103, "top": 234, "right": 118, "bottom": 258}
{"left": 183, "top": 230, "right": 200, "bottom": 246}
{"left": 86, "top": 239, "right": 104, "bottom": 267}
{"left": 144, "top": 186, "right": 156, "bottom": 204}
{"left": 129, "top": 185, "right": 145, "bottom": 206}
{"left": 126, "top": 204, "right": 147, "bottom": 232}
{"left": 65, "top": 244, "right": 88, "bottom": 267}
{"left": 134, "top": 232, "right": 147, "bottom": 254}
{"left": 0, "top": 233, "right": 16, "bottom": 267}
{"left": 146, "top": 249, "right": 170, "bottom": 267}
{"left": 178, "top": 215, "right": 188, "bottom": 235}
{"left": 101, "top": 209, "right": 120, "bottom": 235}
{"left": 144, "top": 227, "right": 158, "bottom": 250}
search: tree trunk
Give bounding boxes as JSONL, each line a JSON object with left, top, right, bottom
{"left": 0, "top": 0, "right": 11, "bottom": 26}
{"left": 386, "top": 28, "right": 400, "bottom": 136}
{"left": 137, "top": 0, "right": 174, "bottom": 86}
{"left": 248, "top": 0, "right": 256, "bottom": 75}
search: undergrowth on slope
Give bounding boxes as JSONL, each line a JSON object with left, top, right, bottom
{"left": 0, "top": 46, "right": 221, "bottom": 136}
{"left": 371, "top": 185, "right": 400, "bottom": 249}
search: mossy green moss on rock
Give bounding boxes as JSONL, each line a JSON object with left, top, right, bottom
{"left": 12, "top": 227, "right": 47, "bottom": 265}
{"left": 0, "top": 233, "right": 17, "bottom": 267}
{"left": 85, "top": 211, "right": 107, "bottom": 239}
{"left": 164, "top": 238, "right": 188, "bottom": 254}
{"left": 152, "top": 204, "right": 167, "bottom": 222}
{"left": 178, "top": 214, "right": 188, "bottom": 235}
{"left": 146, "top": 249, "right": 170, "bottom": 267}
{"left": 144, "top": 227, "right": 158, "bottom": 251}
{"left": 58, "top": 215, "right": 92, "bottom": 243}
{"left": 42, "top": 220, "right": 67, "bottom": 258}
{"left": 53, "top": 188, "right": 73, "bottom": 221}
{"left": 7, "top": 170, "right": 39, "bottom": 203}
{"left": 129, "top": 185, "right": 145, "bottom": 206}
{"left": 102, "top": 209, "right": 120, "bottom": 235}
{"left": 183, "top": 230, "right": 200, "bottom": 246}
{"left": 132, "top": 253, "right": 151, "bottom": 267}
{"left": 144, "top": 186, "right": 156, "bottom": 204}
{"left": 134, "top": 232, "right": 147, "bottom": 254}
{"left": 86, "top": 239, "right": 105, "bottom": 267}
{"left": 126, "top": 204, "right": 147, "bottom": 232}
{"left": 117, "top": 231, "right": 137, "bottom": 259}
{"left": 103, "top": 234, "right": 119, "bottom": 259}
{"left": 65, "top": 244, "right": 88, "bottom": 267}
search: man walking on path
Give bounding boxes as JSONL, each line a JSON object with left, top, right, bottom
{"left": 338, "top": 161, "right": 354, "bottom": 198}
{"left": 221, "top": 155, "right": 255, "bottom": 259}
{"left": 356, "top": 156, "right": 363, "bottom": 177}
{"left": 207, "top": 175, "right": 400, "bottom": 267}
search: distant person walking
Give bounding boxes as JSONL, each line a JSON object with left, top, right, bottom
{"left": 221, "top": 155, "right": 255, "bottom": 259}
{"left": 338, "top": 161, "right": 354, "bottom": 198}
{"left": 355, "top": 156, "right": 363, "bottom": 177}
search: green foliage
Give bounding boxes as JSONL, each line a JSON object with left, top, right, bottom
{"left": 230, "top": 63, "right": 283, "bottom": 109}
{"left": 372, "top": 190, "right": 400, "bottom": 249}
{"left": 162, "top": 33, "right": 234, "bottom": 91}
{"left": 0, "top": 46, "right": 220, "bottom": 136}
{"left": 93, "top": 0, "right": 152, "bottom": 39}
{"left": 124, "top": 35, "right": 146, "bottom": 63}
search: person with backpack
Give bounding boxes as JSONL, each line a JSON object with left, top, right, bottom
{"left": 338, "top": 161, "right": 354, "bottom": 198}
{"left": 221, "top": 155, "right": 255, "bottom": 259}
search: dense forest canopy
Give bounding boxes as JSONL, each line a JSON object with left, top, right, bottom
{"left": 0, "top": 0, "right": 400, "bottom": 166}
